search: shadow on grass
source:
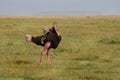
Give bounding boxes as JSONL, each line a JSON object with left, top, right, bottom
{"left": 13, "top": 60, "right": 31, "bottom": 65}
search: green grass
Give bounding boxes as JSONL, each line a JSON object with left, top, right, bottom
{"left": 0, "top": 16, "right": 120, "bottom": 80}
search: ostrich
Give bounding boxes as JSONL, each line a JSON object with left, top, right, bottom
{"left": 25, "top": 22, "right": 61, "bottom": 64}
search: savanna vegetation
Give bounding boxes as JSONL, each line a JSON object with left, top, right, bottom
{"left": 0, "top": 16, "right": 120, "bottom": 80}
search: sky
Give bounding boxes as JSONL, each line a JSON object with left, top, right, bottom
{"left": 0, "top": 0, "right": 120, "bottom": 16}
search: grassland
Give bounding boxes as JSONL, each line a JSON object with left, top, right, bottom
{"left": 0, "top": 16, "right": 120, "bottom": 80}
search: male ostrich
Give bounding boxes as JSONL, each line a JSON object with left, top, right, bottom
{"left": 25, "top": 22, "right": 61, "bottom": 64}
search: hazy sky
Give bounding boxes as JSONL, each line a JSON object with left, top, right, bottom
{"left": 0, "top": 0, "right": 120, "bottom": 15}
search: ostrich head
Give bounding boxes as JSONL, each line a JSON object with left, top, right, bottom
{"left": 25, "top": 34, "right": 32, "bottom": 42}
